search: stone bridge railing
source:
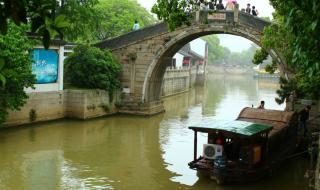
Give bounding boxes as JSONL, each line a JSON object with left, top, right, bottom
{"left": 96, "top": 10, "right": 271, "bottom": 50}
{"left": 196, "top": 10, "right": 270, "bottom": 32}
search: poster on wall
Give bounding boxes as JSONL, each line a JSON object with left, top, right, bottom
{"left": 31, "top": 49, "right": 59, "bottom": 84}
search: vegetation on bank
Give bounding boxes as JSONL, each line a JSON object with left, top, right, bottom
{"left": 0, "top": 0, "right": 153, "bottom": 124}
{"left": 256, "top": 0, "right": 320, "bottom": 101}
{"left": 64, "top": 45, "right": 122, "bottom": 93}
{"left": 0, "top": 23, "right": 35, "bottom": 124}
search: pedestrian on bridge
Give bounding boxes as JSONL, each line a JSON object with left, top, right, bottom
{"left": 252, "top": 6, "right": 258, "bottom": 16}
{"left": 132, "top": 20, "right": 140, "bottom": 31}
{"left": 216, "top": 0, "right": 224, "bottom": 10}
{"left": 225, "top": 0, "right": 235, "bottom": 10}
{"left": 208, "top": 0, "right": 216, "bottom": 10}
{"left": 246, "top": 3, "right": 251, "bottom": 14}
{"left": 257, "top": 100, "right": 265, "bottom": 109}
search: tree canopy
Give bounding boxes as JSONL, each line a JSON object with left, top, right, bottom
{"left": 258, "top": 0, "right": 320, "bottom": 100}
{"left": 92, "top": 0, "right": 156, "bottom": 42}
{"left": 152, "top": 0, "right": 197, "bottom": 30}
{"left": 202, "top": 35, "right": 269, "bottom": 67}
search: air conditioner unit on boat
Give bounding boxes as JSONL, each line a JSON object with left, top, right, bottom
{"left": 203, "top": 144, "right": 223, "bottom": 160}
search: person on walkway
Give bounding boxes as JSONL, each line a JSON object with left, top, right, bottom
{"left": 257, "top": 101, "right": 265, "bottom": 109}
{"left": 252, "top": 6, "right": 258, "bottom": 16}
{"left": 225, "top": 1, "right": 235, "bottom": 10}
{"left": 216, "top": 0, "right": 224, "bottom": 10}
{"left": 299, "top": 105, "right": 311, "bottom": 137}
{"left": 208, "top": 0, "right": 216, "bottom": 10}
{"left": 245, "top": 3, "right": 251, "bottom": 14}
{"left": 200, "top": 1, "right": 207, "bottom": 10}
{"left": 132, "top": 20, "right": 140, "bottom": 31}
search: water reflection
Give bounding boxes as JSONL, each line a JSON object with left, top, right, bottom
{"left": 0, "top": 75, "right": 307, "bottom": 190}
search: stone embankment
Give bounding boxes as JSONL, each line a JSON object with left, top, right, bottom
{"left": 3, "top": 90, "right": 119, "bottom": 127}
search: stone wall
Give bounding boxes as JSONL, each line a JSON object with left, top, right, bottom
{"left": 161, "top": 68, "right": 190, "bottom": 97}
{"left": 4, "top": 91, "right": 65, "bottom": 127}
{"left": 2, "top": 90, "right": 119, "bottom": 128}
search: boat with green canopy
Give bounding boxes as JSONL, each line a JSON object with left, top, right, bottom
{"left": 188, "top": 107, "right": 301, "bottom": 184}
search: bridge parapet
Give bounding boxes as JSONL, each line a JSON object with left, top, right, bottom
{"left": 195, "top": 10, "right": 270, "bottom": 32}
{"left": 96, "top": 10, "right": 271, "bottom": 51}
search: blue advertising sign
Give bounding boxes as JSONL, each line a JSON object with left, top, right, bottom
{"left": 31, "top": 49, "right": 59, "bottom": 84}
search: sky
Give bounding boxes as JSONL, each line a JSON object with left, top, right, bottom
{"left": 136, "top": 0, "right": 275, "bottom": 52}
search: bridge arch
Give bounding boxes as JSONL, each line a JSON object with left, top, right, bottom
{"left": 97, "top": 10, "right": 289, "bottom": 115}
{"left": 143, "top": 12, "right": 286, "bottom": 103}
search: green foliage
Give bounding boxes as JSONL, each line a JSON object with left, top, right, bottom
{"left": 276, "top": 73, "right": 320, "bottom": 105}
{"left": 275, "top": 77, "right": 297, "bottom": 105}
{"left": 203, "top": 35, "right": 264, "bottom": 66}
{"left": 92, "top": 0, "right": 156, "bottom": 41}
{"left": 252, "top": 48, "right": 268, "bottom": 65}
{"left": 202, "top": 35, "right": 226, "bottom": 64}
{"left": 64, "top": 45, "right": 122, "bottom": 93}
{"left": 227, "top": 45, "right": 263, "bottom": 66}
{"left": 152, "top": 0, "right": 197, "bottom": 31}
{"left": 57, "top": 0, "right": 100, "bottom": 42}
{"left": 265, "top": 60, "right": 278, "bottom": 74}
{"left": 0, "top": 23, "right": 35, "bottom": 124}
{"left": 0, "top": 0, "right": 70, "bottom": 48}
{"left": 261, "top": 0, "right": 320, "bottom": 100}
{"left": 270, "top": 0, "right": 320, "bottom": 76}
{"left": 2, "top": 0, "right": 156, "bottom": 44}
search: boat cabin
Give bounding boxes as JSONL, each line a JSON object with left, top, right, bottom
{"left": 188, "top": 108, "right": 299, "bottom": 184}
{"left": 189, "top": 120, "right": 273, "bottom": 173}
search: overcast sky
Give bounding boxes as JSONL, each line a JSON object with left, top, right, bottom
{"left": 136, "top": 0, "right": 275, "bottom": 52}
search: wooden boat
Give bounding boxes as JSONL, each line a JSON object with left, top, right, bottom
{"left": 188, "top": 107, "right": 302, "bottom": 184}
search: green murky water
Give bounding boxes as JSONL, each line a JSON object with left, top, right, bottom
{"left": 0, "top": 75, "right": 309, "bottom": 190}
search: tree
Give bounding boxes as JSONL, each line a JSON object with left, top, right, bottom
{"left": 152, "top": 0, "right": 197, "bottom": 31}
{"left": 257, "top": 1, "right": 320, "bottom": 101}
{"left": 55, "top": 0, "right": 99, "bottom": 42}
{"left": 64, "top": 45, "right": 122, "bottom": 93}
{"left": 0, "top": 23, "right": 35, "bottom": 124}
{"left": 0, "top": 0, "right": 70, "bottom": 48}
{"left": 201, "top": 35, "right": 226, "bottom": 64}
{"left": 93, "top": 0, "right": 156, "bottom": 41}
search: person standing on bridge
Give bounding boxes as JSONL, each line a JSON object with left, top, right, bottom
{"left": 252, "top": 6, "right": 258, "bottom": 16}
{"left": 225, "top": 0, "right": 235, "bottom": 10}
{"left": 245, "top": 3, "right": 251, "bottom": 14}
{"left": 216, "top": 0, "right": 224, "bottom": 10}
{"left": 257, "top": 101, "right": 265, "bottom": 109}
{"left": 208, "top": 0, "right": 216, "bottom": 10}
{"left": 132, "top": 20, "right": 140, "bottom": 31}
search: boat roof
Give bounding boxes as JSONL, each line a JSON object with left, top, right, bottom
{"left": 189, "top": 120, "right": 273, "bottom": 137}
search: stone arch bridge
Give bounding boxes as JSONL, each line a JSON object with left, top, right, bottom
{"left": 96, "top": 10, "right": 287, "bottom": 116}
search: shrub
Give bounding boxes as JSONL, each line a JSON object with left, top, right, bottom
{"left": 0, "top": 23, "right": 35, "bottom": 124}
{"left": 64, "top": 45, "right": 121, "bottom": 93}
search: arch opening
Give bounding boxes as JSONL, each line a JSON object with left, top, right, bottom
{"left": 142, "top": 27, "right": 286, "bottom": 103}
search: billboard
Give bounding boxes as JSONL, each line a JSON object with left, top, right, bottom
{"left": 31, "top": 49, "right": 59, "bottom": 84}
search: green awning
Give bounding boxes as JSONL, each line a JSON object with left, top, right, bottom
{"left": 189, "top": 120, "right": 273, "bottom": 137}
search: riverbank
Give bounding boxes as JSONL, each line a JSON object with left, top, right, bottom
{"left": 2, "top": 89, "right": 119, "bottom": 128}
{"left": 2, "top": 67, "right": 205, "bottom": 128}
{"left": 206, "top": 65, "right": 253, "bottom": 75}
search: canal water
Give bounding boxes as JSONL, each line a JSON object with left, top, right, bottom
{"left": 0, "top": 75, "right": 309, "bottom": 190}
